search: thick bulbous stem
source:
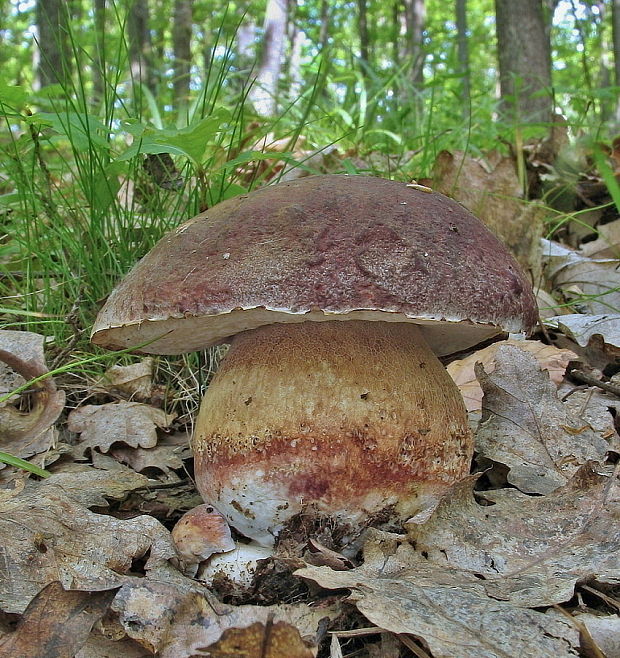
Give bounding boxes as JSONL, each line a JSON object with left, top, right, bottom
{"left": 192, "top": 320, "right": 472, "bottom": 546}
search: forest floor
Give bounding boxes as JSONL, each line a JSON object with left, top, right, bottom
{"left": 1, "top": 138, "right": 619, "bottom": 657}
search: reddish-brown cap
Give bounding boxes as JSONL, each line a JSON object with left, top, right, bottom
{"left": 91, "top": 175, "right": 537, "bottom": 356}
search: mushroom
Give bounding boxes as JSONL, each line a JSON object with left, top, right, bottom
{"left": 92, "top": 175, "right": 537, "bottom": 547}
{"left": 172, "top": 503, "right": 235, "bottom": 576}
{"left": 199, "top": 541, "right": 273, "bottom": 589}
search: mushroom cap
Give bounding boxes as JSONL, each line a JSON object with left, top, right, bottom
{"left": 91, "top": 175, "right": 537, "bottom": 356}
{"left": 171, "top": 503, "right": 235, "bottom": 564}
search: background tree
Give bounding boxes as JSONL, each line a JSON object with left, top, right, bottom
{"left": 357, "top": 0, "right": 371, "bottom": 75}
{"left": 456, "top": 0, "right": 471, "bottom": 118}
{"left": 92, "top": 0, "right": 107, "bottom": 105}
{"left": 173, "top": 0, "right": 193, "bottom": 111}
{"left": 0, "top": 0, "right": 616, "bottom": 148}
{"left": 495, "top": 0, "right": 553, "bottom": 125}
{"left": 35, "top": 0, "right": 72, "bottom": 89}
{"left": 403, "top": 0, "right": 426, "bottom": 87}
{"left": 613, "top": 0, "right": 620, "bottom": 123}
{"left": 127, "top": 0, "right": 156, "bottom": 94}
{"left": 249, "top": 0, "right": 288, "bottom": 116}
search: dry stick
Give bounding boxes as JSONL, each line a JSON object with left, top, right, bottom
{"left": 50, "top": 293, "right": 85, "bottom": 370}
{"left": 398, "top": 634, "right": 433, "bottom": 658}
{"left": 552, "top": 604, "right": 606, "bottom": 658}
{"left": 580, "top": 584, "right": 620, "bottom": 612}
{"left": 28, "top": 117, "right": 60, "bottom": 222}
{"left": 570, "top": 369, "right": 620, "bottom": 397}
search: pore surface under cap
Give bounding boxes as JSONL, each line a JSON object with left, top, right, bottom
{"left": 91, "top": 175, "right": 537, "bottom": 355}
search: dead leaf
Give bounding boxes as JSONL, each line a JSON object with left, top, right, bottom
{"left": 575, "top": 613, "right": 620, "bottom": 658}
{"left": 542, "top": 242, "right": 620, "bottom": 314}
{"left": 560, "top": 387, "right": 620, "bottom": 450}
{"left": 296, "top": 557, "right": 581, "bottom": 658}
{"left": 74, "top": 633, "right": 148, "bottom": 658}
{"left": 111, "top": 562, "right": 336, "bottom": 657}
{"left": 580, "top": 218, "right": 620, "bottom": 259}
{"left": 537, "top": 287, "right": 569, "bottom": 319}
{"left": 0, "top": 582, "right": 119, "bottom": 658}
{"left": 96, "top": 358, "right": 155, "bottom": 400}
{"left": 447, "top": 339, "right": 576, "bottom": 412}
{"left": 475, "top": 344, "right": 609, "bottom": 494}
{"left": 405, "top": 465, "right": 620, "bottom": 606}
{"left": 547, "top": 314, "right": 620, "bottom": 369}
{"left": 68, "top": 401, "right": 175, "bottom": 455}
{"left": 39, "top": 464, "right": 151, "bottom": 507}
{"left": 109, "top": 431, "right": 191, "bottom": 479}
{"left": 143, "top": 153, "right": 183, "bottom": 190}
{"left": 199, "top": 619, "right": 314, "bottom": 657}
{"left": 305, "top": 539, "right": 353, "bottom": 571}
{"left": 0, "top": 479, "right": 176, "bottom": 614}
{"left": 0, "top": 330, "right": 64, "bottom": 462}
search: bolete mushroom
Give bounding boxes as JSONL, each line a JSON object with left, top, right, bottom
{"left": 92, "top": 175, "right": 537, "bottom": 547}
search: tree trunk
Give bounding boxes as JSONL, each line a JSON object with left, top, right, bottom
{"left": 35, "top": 0, "right": 72, "bottom": 89}
{"left": 127, "top": 0, "right": 156, "bottom": 94}
{"left": 250, "top": 0, "right": 288, "bottom": 116}
{"left": 172, "top": 0, "right": 192, "bottom": 110}
{"left": 319, "top": 0, "right": 330, "bottom": 52}
{"left": 612, "top": 0, "right": 620, "bottom": 124}
{"left": 495, "top": 0, "right": 552, "bottom": 125}
{"left": 403, "top": 0, "right": 425, "bottom": 86}
{"left": 455, "top": 0, "right": 471, "bottom": 118}
{"left": 357, "top": 0, "right": 370, "bottom": 73}
{"left": 613, "top": 1, "right": 620, "bottom": 88}
{"left": 92, "top": 0, "right": 106, "bottom": 105}
{"left": 288, "top": 2, "right": 303, "bottom": 99}
{"left": 391, "top": 1, "right": 400, "bottom": 69}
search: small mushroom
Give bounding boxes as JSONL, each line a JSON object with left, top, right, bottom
{"left": 172, "top": 503, "right": 235, "bottom": 575}
{"left": 199, "top": 541, "right": 273, "bottom": 589}
{"left": 92, "top": 175, "right": 537, "bottom": 547}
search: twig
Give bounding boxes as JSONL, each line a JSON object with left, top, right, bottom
{"left": 580, "top": 584, "right": 620, "bottom": 612}
{"left": 50, "top": 293, "right": 85, "bottom": 370}
{"left": 569, "top": 369, "right": 620, "bottom": 397}
{"left": 398, "top": 634, "right": 433, "bottom": 658}
{"left": 330, "top": 628, "right": 384, "bottom": 638}
{"left": 560, "top": 384, "right": 589, "bottom": 402}
{"left": 28, "top": 115, "right": 60, "bottom": 222}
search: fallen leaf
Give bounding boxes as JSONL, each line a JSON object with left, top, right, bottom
{"left": 305, "top": 539, "right": 354, "bottom": 571}
{"left": 542, "top": 242, "right": 620, "bottom": 314}
{"left": 0, "top": 330, "right": 64, "bottom": 462}
{"left": 39, "top": 464, "right": 151, "bottom": 507}
{"left": 546, "top": 313, "right": 620, "bottom": 369}
{"left": 475, "top": 344, "right": 609, "bottom": 494}
{"left": 405, "top": 464, "right": 620, "bottom": 606}
{"left": 0, "top": 478, "right": 176, "bottom": 614}
{"left": 574, "top": 613, "right": 620, "bottom": 658}
{"left": 296, "top": 556, "right": 581, "bottom": 658}
{"left": 297, "top": 458, "right": 620, "bottom": 658}
{"left": 96, "top": 358, "right": 155, "bottom": 400}
{"left": 0, "top": 582, "right": 119, "bottom": 658}
{"left": 68, "top": 401, "right": 175, "bottom": 455}
{"left": 74, "top": 633, "right": 148, "bottom": 658}
{"left": 199, "top": 619, "right": 314, "bottom": 657}
{"left": 580, "top": 217, "right": 620, "bottom": 259}
{"left": 560, "top": 387, "right": 620, "bottom": 449}
{"left": 109, "top": 431, "right": 191, "bottom": 479}
{"left": 111, "top": 562, "right": 336, "bottom": 657}
{"left": 537, "top": 287, "right": 569, "bottom": 319}
{"left": 447, "top": 339, "right": 576, "bottom": 412}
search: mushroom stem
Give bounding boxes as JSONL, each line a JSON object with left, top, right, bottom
{"left": 192, "top": 320, "right": 472, "bottom": 546}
